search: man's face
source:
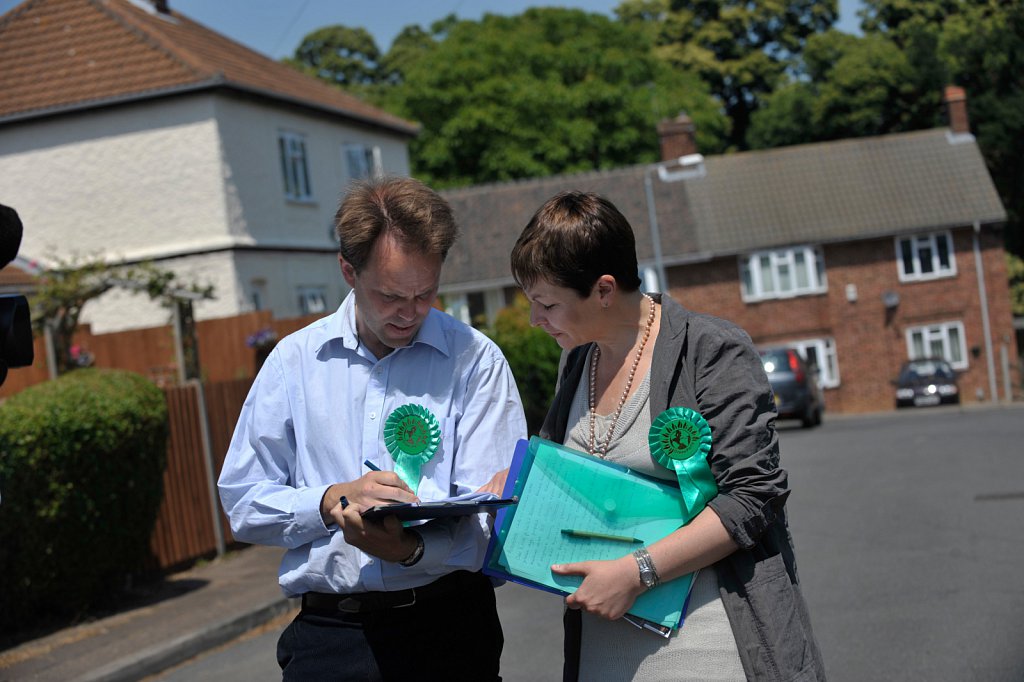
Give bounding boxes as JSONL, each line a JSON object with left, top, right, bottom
{"left": 340, "top": 233, "right": 442, "bottom": 359}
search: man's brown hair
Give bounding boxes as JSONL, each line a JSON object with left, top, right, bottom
{"left": 335, "top": 176, "right": 458, "bottom": 272}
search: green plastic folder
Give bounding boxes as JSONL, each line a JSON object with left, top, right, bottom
{"left": 484, "top": 437, "right": 700, "bottom": 631}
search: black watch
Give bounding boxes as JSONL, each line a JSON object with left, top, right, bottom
{"left": 399, "top": 531, "right": 425, "bottom": 567}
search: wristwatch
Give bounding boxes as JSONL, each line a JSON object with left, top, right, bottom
{"left": 632, "top": 547, "right": 660, "bottom": 590}
{"left": 399, "top": 530, "right": 425, "bottom": 567}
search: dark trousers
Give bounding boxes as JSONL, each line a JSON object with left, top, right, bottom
{"left": 277, "top": 571, "right": 503, "bottom": 681}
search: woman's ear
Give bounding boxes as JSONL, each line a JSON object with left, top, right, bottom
{"left": 594, "top": 275, "right": 617, "bottom": 307}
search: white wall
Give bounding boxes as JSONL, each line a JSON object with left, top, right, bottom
{"left": 0, "top": 92, "right": 412, "bottom": 333}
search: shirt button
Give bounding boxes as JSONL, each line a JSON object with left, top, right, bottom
{"left": 367, "top": 559, "right": 374, "bottom": 565}
{"left": 370, "top": 412, "right": 377, "bottom": 420}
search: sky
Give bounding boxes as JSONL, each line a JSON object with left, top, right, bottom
{"left": 0, "top": 0, "right": 864, "bottom": 59}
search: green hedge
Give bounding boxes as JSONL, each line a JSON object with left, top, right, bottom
{"left": 0, "top": 369, "right": 168, "bottom": 635}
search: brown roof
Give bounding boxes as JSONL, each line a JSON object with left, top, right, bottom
{"left": 441, "top": 128, "right": 1007, "bottom": 288}
{"left": 0, "top": 0, "right": 418, "bottom": 135}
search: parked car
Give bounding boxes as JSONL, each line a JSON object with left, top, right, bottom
{"left": 759, "top": 347, "right": 824, "bottom": 428}
{"left": 894, "top": 358, "right": 960, "bottom": 408}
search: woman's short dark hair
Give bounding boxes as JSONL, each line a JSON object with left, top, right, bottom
{"left": 510, "top": 191, "right": 641, "bottom": 297}
{"left": 334, "top": 175, "right": 458, "bottom": 273}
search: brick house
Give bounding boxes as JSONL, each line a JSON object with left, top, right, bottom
{"left": 0, "top": 0, "right": 417, "bottom": 333}
{"left": 440, "top": 89, "right": 1018, "bottom": 413}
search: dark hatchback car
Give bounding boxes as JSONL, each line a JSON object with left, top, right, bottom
{"left": 894, "top": 358, "right": 960, "bottom": 408}
{"left": 759, "top": 347, "right": 824, "bottom": 428}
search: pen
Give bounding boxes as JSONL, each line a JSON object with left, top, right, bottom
{"left": 561, "top": 529, "right": 642, "bottom": 543}
{"left": 364, "top": 459, "right": 381, "bottom": 472}
{"left": 340, "top": 496, "right": 349, "bottom": 510}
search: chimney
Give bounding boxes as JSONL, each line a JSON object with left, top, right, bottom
{"left": 657, "top": 112, "right": 697, "bottom": 161}
{"left": 943, "top": 85, "right": 969, "bottom": 134}
{"left": 152, "top": 0, "right": 170, "bottom": 14}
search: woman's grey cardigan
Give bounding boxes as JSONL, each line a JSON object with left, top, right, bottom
{"left": 541, "top": 295, "right": 827, "bottom": 682}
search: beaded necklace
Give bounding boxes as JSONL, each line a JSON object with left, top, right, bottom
{"left": 588, "top": 293, "right": 656, "bottom": 458}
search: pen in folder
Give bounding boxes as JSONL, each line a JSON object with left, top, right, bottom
{"left": 561, "top": 529, "right": 642, "bottom": 543}
{"left": 364, "top": 460, "right": 381, "bottom": 472}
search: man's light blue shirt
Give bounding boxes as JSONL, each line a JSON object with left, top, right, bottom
{"left": 218, "top": 293, "right": 527, "bottom": 597}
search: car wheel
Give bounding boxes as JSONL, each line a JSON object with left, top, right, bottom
{"left": 801, "top": 405, "right": 821, "bottom": 429}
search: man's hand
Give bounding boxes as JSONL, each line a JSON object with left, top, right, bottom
{"left": 331, "top": 499, "right": 420, "bottom": 563}
{"left": 320, "top": 471, "right": 417, "bottom": 524}
{"left": 551, "top": 556, "right": 645, "bottom": 621}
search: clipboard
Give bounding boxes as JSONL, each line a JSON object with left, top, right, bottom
{"left": 483, "top": 437, "right": 702, "bottom": 632}
{"left": 361, "top": 497, "right": 517, "bottom": 521}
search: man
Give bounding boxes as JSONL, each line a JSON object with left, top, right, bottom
{"left": 218, "top": 176, "right": 527, "bottom": 681}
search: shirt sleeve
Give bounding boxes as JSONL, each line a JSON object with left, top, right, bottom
{"left": 217, "top": 350, "right": 332, "bottom": 549}
{"left": 697, "top": 323, "right": 790, "bottom": 550}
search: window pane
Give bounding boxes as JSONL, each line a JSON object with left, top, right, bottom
{"left": 794, "top": 251, "right": 809, "bottom": 289}
{"left": 759, "top": 255, "right": 775, "bottom": 293}
{"left": 777, "top": 261, "right": 792, "bottom": 292}
{"left": 917, "top": 237, "right": 934, "bottom": 274}
{"left": 936, "top": 233, "right": 951, "bottom": 269}
{"left": 900, "top": 239, "right": 914, "bottom": 275}
{"left": 911, "top": 331, "right": 925, "bottom": 358}
{"left": 740, "top": 259, "right": 753, "bottom": 297}
{"left": 947, "top": 325, "right": 962, "bottom": 363}
{"left": 928, "top": 333, "right": 944, "bottom": 358}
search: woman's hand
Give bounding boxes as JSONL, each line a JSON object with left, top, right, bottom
{"left": 551, "top": 555, "right": 646, "bottom": 621}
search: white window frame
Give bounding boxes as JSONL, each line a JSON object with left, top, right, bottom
{"left": 279, "top": 131, "right": 313, "bottom": 201}
{"left": 343, "top": 142, "right": 383, "bottom": 181}
{"left": 788, "top": 337, "right": 840, "bottom": 389}
{"left": 297, "top": 286, "right": 328, "bottom": 315}
{"left": 905, "top": 320, "right": 968, "bottom": 370}
{"left": 740, "top": 245, "right": 827, "bottom": 301}
{"left": 895, "top": 231, "right": 956, "bottom": 282}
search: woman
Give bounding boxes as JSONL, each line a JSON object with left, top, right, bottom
{"left": 509, "top": 191, "right": 825, "bottom": 681}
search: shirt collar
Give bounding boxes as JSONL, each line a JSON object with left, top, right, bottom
{"left": 318, "top": 291, "right": 450, "bottom": 358}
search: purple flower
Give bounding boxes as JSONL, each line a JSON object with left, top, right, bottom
{"left": 246, "top": 328, "right": 277, "bottom": 349}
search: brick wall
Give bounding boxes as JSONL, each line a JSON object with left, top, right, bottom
{"left": 664, "top": 226, "right": 1020, "bottom": 414}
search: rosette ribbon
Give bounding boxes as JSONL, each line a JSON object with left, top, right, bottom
{"left": 383, "top": 404, "right": 441, "bottom": 494}
{"left": 648, "top": 407, "right": 717, "bottom": 519}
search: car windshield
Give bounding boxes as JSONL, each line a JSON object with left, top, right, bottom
{"left": 901, "top": 360, "right": 954, "bottom": 381}
{"left": 760, "top": 350, "right": 790, "bottom": 374}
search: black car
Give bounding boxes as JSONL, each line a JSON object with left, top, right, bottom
{"left": 759, "top": 347, "right": 824, "bottom": 428}
{"left": 894, "top": 358, "right": 960, "bottom": 408}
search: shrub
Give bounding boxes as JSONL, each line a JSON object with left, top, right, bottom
{"left": 0, "top": 369, "right": 168, "bottom": 635}
{"left": 487, "top": 294, "right": 561, "bottom": 434}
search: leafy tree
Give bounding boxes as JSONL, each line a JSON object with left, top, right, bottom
{"left": 283, "top": 25, "right": 383, "bottom": 97}
{"left": 381, "top": 8, "right": 724, "bottom": 188}
{"left": 30, "top": 257, "right": 214, "bottom": 376}
{"left": 486, "top": 294, "right": 561, "bottom": 435}
{"left": 1008, "top": 253, "right": 1024, "bottom": 318}
{"left": 616, "top": 0, "right": 838, "bottom": 150}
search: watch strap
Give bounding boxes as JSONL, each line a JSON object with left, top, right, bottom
{"left": 632, "top": 547, "right": 660, "bottom": 589}
{"left": 398, "top": 530, "right": 425, "bottom": 567}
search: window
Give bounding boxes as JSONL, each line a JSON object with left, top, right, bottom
{"left": 344, "top": 143, "right": 383, "bottom": 180}
{"left": 896, "top": 232, "right": 955, "bottom": 281}
{"left": 789, "top": 338, "right": 840, "bottom": 388}
{"left": 740, "top": 246, "right": 826, "bottom": 301}
{"left": 279, "top": 131, "right": 312, "bottom": 200}
{"left": 906, "top": 321, "right": 967, "bottom": 369}
{"left": 297, "top": 286, "right": 328, "bottom": 315}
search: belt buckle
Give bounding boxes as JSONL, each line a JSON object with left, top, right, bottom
{"left": 336, "top": 597, "right": 363, "bottom": 614}
{"left": 392, "top": 588, "right": 417, "bottom": 609}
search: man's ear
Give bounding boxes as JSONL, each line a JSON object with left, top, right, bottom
{"left": 339, "top": 255, "right": 357, "bottom": 288}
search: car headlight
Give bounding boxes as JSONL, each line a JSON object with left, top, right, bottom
{"left": 937, "top": 384, "right": 958, "bottom": 396}
{"left": 896, "top": 388, "right": 915, "bottom": 399}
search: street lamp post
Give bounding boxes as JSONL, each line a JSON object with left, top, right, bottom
{"left": 642, "top": 154, "right": 706, "bottom": 294}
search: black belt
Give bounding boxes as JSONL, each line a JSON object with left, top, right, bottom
{"left": 301, "top": 571, "right": 469, "bottom": 615}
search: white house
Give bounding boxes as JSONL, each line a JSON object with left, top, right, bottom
{"left": 0, "top": 0, "right": 417, "bottom": 332}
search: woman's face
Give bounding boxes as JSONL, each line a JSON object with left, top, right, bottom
{"left": 522, "top": 279, "right": 601, "bottom": 350}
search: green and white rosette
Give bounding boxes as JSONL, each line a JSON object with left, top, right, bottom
{"left": 649, "top": 407, "right": 718, "bottom": 519}
{"left": 383, "top": 404, "right": 441, "bottom": 494}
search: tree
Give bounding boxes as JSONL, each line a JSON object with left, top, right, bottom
{"left": 283, "top": 25, "right": 383, "bottom": 98}
{"left": 616, "top": 0, "right": 838, "bottom": 150}
{"left": 381, "top": 8, "right": 725, "bottom": 188}
{"left": 30, "top": 257, "right": 214, "bottom": 376}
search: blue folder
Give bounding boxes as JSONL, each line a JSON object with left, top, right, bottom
{"left": 484, "top": 437, "right": 699, "bottom": 631}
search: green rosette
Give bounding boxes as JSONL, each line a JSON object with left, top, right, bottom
{"left": 649, "top": 407, "right": 717, "bottom": 519}
{"left": 383, "top": 404, "right": 441, "bottom": 494}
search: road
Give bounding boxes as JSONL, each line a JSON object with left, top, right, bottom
{"left": 150, "top": 404, "right": 1024, "bottom": 681}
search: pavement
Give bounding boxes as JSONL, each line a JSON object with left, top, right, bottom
{"left": 0, "top": 545, "right": 293, "bottom": 682}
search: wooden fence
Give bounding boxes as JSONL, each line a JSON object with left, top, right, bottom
{"left": 0, "top": 310, "right": 327, "bottom": 571}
